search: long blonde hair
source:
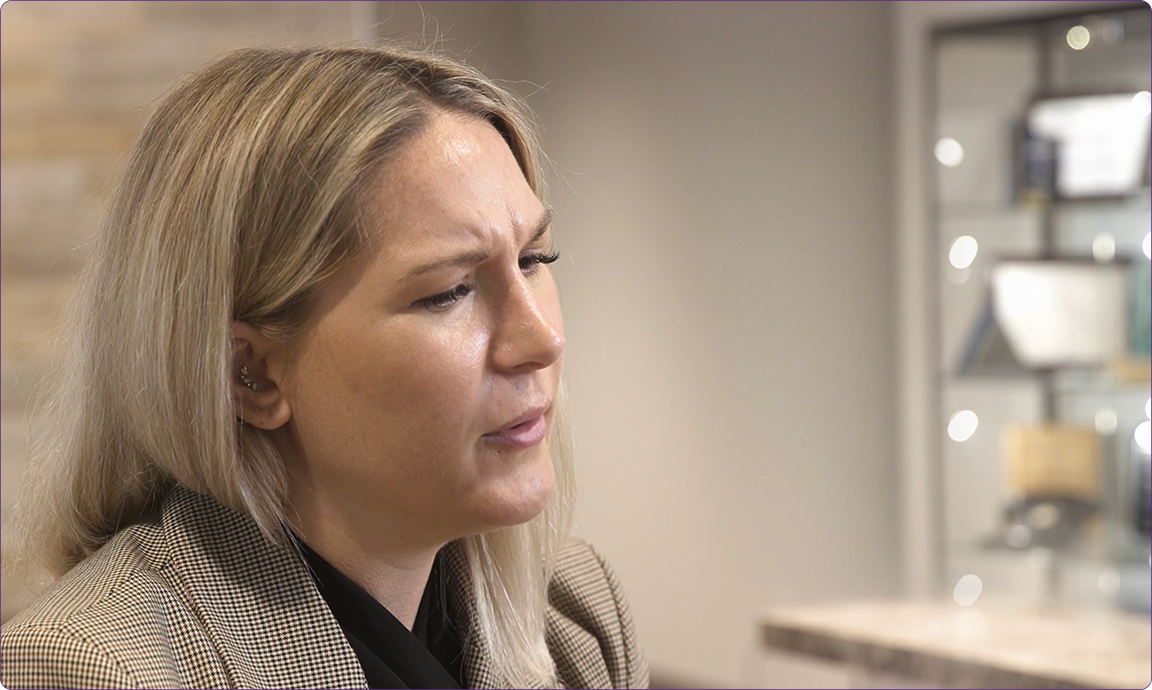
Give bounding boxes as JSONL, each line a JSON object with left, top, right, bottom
{"left": 18, "top": 45, "right": 575, "bottom": 687}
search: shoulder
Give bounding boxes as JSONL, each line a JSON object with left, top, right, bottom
{"left": 3, "top": 487, "right": 363, "bottom": 689}
{"left": 547, "top": 539, "right": 649, "bottom": 689}
{"left": 2, "top": 623, "right": 141, "bottom": 689}
{"left": 1, "top": 519, "right": 189, "bottom": 689}
{"left": 548, "top": 539, "right": 632, "bottom": 632}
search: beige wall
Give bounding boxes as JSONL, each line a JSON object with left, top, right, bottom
{"left": 517, "top": 3, "right": 899, "bottom": 685}
{"left": 2, "top": 2, "right": 902, "bottom": 686}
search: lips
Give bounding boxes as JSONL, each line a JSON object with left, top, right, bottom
{"left": 482, "top": 402, "right": 551, "bottom": 448}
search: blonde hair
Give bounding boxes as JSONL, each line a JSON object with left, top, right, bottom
{"left": 18, "top": 45, "right": 575, "bottom": 687}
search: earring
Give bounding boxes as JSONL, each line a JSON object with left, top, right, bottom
{"left": 238, "top": 365, "right": 259, "bottom": 391}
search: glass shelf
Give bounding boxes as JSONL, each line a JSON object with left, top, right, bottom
{"left": 947, "top": 368, "right": 1151, "bottom": 392}
{"left": 944, "top": 538, "right": 1150, "bottom": 613}
{"left": 939, "top": 189, "right": 1152, "bottom": 217}
{"left": 932, "top": 3, "right": 1151, "bottom": 614}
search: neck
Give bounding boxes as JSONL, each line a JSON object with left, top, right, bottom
{"left": 278, "top": 435, "right": 447, "bottom": 630}
{"left": 298, "top": 522, "right": 439, "bottom": 630}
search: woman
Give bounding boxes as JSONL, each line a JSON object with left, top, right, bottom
{"left": 1, "top": 45, "right": 647, "bottom": 689}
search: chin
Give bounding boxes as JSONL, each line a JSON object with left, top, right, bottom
{"left": 476, "top": 461, "right": 555, "bottom": 530}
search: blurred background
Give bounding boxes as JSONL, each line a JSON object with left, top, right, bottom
{"left": 2, "top": 2, "right": 1149, "bottom": 687}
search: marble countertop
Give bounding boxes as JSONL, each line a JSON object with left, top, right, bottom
{"left": 760, "top": 599, "right": 1151, "bottom": 689}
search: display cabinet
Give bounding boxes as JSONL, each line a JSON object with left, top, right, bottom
{"left": 933, "top": 4, "right": 1150, "bottom": 612}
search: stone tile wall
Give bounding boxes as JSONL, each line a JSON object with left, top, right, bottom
{"left": 0, "top": 0, "right": 355, "bottom": 621}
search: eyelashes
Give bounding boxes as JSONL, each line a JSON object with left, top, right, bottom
{"left": 420, "top": 283, "right": 474, "bottom": 310}
{"left": 519, "top": 250, "right": 560, "bottom": 274}
{"left": 418, "top": 250, "right": 561, "bottom": 311}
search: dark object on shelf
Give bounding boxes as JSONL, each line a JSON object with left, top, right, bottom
{"left": 1017, "top": 128, "right": 1058, "bottom": 204}
{"left": 985, "top": 496, "right": 1099, "bottom": 551}
{"left": 1128, "top": 261, "right": 1151, "bottom": 358}
{"left": 1132, "top": 442, "right": 1150, "bottom": 537}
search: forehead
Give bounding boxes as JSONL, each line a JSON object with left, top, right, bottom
{"left": 360, "top": 112, "right": 543, "bottom": 252}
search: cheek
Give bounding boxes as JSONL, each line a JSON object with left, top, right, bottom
{"left": 286, "top": 317, "right": 490, "bottom": 455}
{"left": 389, "top": 326, "right": 488, "bottom": 430}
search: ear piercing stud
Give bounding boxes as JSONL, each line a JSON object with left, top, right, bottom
{"left": 239, "top": 366, "right": 259, "bottom": 391}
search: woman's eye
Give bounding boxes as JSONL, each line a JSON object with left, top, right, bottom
{"left": 417, "top": 283, "right": 473, "bottom": 311}
{"left": 416, "top": 252, "right": 558, "bottom": 311}
{"left": 519, "top": 250, "right": 560, "bottom": 274}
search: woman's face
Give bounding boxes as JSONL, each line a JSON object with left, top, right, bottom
{"left": 274, "top": 113, "right": 564, "bottom": 552}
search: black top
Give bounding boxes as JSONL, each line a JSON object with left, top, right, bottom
{"left": 298, "top": 541, "right": 464, "bottom": 689}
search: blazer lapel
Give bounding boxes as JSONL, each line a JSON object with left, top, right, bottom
{"left": 159, "top": 491, "right": 606, "bottom": 690}
{"left": 442, "top": 541, "right": 618, "bottom": 689}
{"left": 545, "top": 609, "right": 612, "bottom": 689}
{"left": 443, "top": 542, "right": 563, "bottom": 689}
{"left": 160, "top": 488, "right": 368, "bottom": 689}
{"left": 440, "top": 542, "right": 506, "bottom": 689}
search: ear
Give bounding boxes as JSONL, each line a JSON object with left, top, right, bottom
{"left": 231, "top": 321, "right": 292, "bottom": 430}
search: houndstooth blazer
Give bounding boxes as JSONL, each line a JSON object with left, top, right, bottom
{"left": 0, "top": 487, "right": 648, "bottom": 689}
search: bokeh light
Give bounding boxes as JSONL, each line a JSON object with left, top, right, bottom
{"left": 1066, "top": 25, "right": 1090, "bottom": 50}
{"left": 949, "top": 236, "right": 978, "bottom": 269}
{"left": 934, "top": 137, "right": 964, "bottom": 167}
{"left": 948, "top": 410, "right": 978, "bottom": 442}
{"left": 1135, "top": 421, "right": 1151, "bottom": 454}
{"left": 1092, "top": 233, "right": 1115, "bottom": 262}
{"left": 953, "top": 574, "right": 983, "bottom": 606}
{"left": 1094, "top": 408, "right": 1118, "bottom": 435}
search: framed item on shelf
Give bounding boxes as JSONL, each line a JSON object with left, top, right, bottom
{"left": 1022, "top": 91, "right": 1152, "bottom": 200}
{"left": 990, "top": 258, "right": 1130, "bottom": 369}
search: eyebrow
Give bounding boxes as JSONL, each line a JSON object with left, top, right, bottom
{"left": 401, "top": 209, "right": 553, "bottom": 283}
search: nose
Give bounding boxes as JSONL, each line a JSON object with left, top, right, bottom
{"left": 490, "top": 276, "right": 565, "bottom": 373}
